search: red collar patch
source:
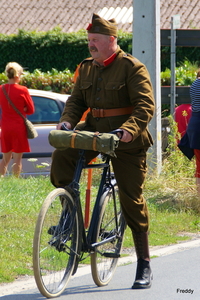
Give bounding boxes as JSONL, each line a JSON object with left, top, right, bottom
{"left": 103, "top": 52, "right": 117, "bottom": 66}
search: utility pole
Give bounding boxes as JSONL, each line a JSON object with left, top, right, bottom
{"left": 170, "top": 15, "right": 181, "bottom": 117}
{"left": 133, "top": 0, "right": 162, "bottom": 174}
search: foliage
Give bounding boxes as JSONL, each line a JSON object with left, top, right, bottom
{"left": 0, "top": 28, "right": 132, "bottom": 73}
{"left": 161, "top": 46, "right": 200, "bottom": 71}
{"left": 0, "top": 28, "right": 89, "bottom": 73}
{"left": 117, "top": 30, "right": 132, "bottom": 54}
{"left": 160, "top": 60, "right": 198, "bottom": 116}
{"left": 0, "top": 27, "right": 200, "bottom": 73}
{"left": 161, "top": 59, "right": 198, "bottom": 86}
{"left": 21, "top": 68, "right": 74, "bottom": 94}
{"left": 0, "top": 68, "right": 74, "bottom": 94}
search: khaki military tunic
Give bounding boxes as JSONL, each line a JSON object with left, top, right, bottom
{"left": 51, "top": 46, "right": 155, "bottom": 232}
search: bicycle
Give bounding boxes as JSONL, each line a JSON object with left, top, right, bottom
{"left": 33, "top": 131, "right": 126, "bottom": 298}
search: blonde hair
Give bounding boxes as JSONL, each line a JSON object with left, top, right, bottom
{"left": 5, "top": 62, "right": 23, "bottom": 79}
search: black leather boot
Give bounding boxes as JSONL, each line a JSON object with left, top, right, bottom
{"left": 131, "top": 232, "right": 153, "bottom": 289}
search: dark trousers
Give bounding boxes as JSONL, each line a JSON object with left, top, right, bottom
{"left": 50, "top": 147, "right": 149, "bottom": 232}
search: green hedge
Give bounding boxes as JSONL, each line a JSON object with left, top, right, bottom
{"left": 0, "top": 28, "right": 132, "bottom": 73}
{"left": 0, "top": 27, "right": 199, "bottom": 73}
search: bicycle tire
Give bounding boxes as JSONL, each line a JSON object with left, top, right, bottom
{"left": 33, "top": 188, "right": 79, "bottom": 298}
{"left": 90, "top": 184, "right": 126, "bottom": 286}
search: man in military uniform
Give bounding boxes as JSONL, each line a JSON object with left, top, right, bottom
{"left": 51, "top": 13, "right": 155, "bottom": 289}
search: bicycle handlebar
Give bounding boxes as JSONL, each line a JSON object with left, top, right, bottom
{"left": 61, "top": 124, "right": 123, "bottom": 139}
{"left": 61, "top": 123, "right": 71, "bottom": 131}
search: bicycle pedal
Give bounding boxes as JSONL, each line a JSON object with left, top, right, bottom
{"left": 103, "top": 253, "right": 121, "bottom": 258}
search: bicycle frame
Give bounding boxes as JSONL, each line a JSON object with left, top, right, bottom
{"left": 66, "top": 149, "right": 118, "bottom": 254}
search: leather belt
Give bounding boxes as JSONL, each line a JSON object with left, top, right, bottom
{"left": 90, "top": 106, "right": 133, "bottom": 118}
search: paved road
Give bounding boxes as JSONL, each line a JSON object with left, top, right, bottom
{"left": 0, "top": 239, "right": 200, "bottom": 300}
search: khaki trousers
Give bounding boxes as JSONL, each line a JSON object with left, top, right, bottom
{"left": 50, "top": 147, "right": 149, "bottom": 232}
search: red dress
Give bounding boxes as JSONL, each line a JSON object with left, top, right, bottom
{"left": 0, "top": 84, "right": 35, "bottom": 153}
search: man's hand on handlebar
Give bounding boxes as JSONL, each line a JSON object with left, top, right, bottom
{"left": 111, "top": 129, "right": 133, "bottom": 143}
{"left": 120, "top": 129, "right": 133, "bottom": 143}
{"left": 56, "top": 122, "right": 72, "bottom": 130}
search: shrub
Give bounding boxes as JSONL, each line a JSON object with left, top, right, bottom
{"left": 161, "top": 59, "right": 198, "bottom": 86}
{"left": 0, "top": 68, "right": 74, "bottom": 94}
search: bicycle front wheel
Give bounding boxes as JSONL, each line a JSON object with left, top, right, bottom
{"left": 33, "top": 188, "right": 79, "bottom": 298}
{"left": 91, "top": 184, "right": 126, "bottom": 286}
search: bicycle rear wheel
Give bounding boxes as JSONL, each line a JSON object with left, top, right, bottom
{"left": 90, "top": 184, "right": 126, "bottom": 286}
{"left": 33, "top": 188, "right": 79, "bottom": 298}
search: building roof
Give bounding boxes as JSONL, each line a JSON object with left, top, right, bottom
{"left": 0, "top": 0, "right": 200, "bottom": 35}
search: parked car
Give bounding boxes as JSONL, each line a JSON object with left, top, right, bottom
{"left": 0, "top": 89, "right": 70, "bottom": 176}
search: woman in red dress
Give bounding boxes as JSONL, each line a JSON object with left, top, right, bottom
{"left": 0, "top": 62, "right": 35, "bottom": 177}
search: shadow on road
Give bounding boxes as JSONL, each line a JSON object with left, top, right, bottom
{"left": 0, "top": 284, "right": 131, "bottom": 300}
